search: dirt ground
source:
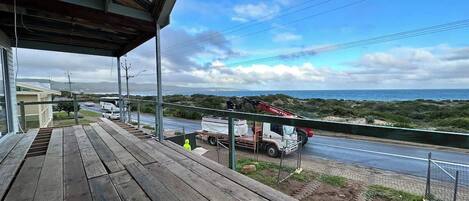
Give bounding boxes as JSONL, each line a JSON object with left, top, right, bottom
{"left": 303, "top": 182, "right": 363, "bottom": 201}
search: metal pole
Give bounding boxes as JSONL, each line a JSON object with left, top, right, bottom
{"left": 155, "top": 22, "right": 164, "bottom": 141}
{"left": 67, "top": 70, "right": 72, "bottom": 97}
{"left": 117, "top": 57, "right": 123, "bottom": 122}
{"left": 453, "top": 171, "right": 459, "bottom": 201}
{"left": 19, "top": 101, "right": 25, "bottom": 132}
{"left": 73, "top": 94, "right": 78, "bottom": 125}
{"left": 228, "top": 116, "right": 236, "bottom": 170}
{"left": 137, "top": 100, "right": 140, "bottom": 128}
{"left": 425, "top": 152, "right": 432, "bottom": 198}
{"left": 125, "top": 62, "right": 130, "bottom": 123}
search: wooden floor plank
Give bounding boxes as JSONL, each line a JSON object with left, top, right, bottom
{"left": 150, "top": 142, "right": 267, "bottom": 201}
{"left": 109, "top": 170, "right": 151, "bottom": 201}
{"left": 84, "top": 126, "right": 125, "bottom": 173}
{"left": 88, "top": 175, "right": 122, "bottom": 201}
{"left": 34, "top": 128, "right": 64, "bottom": 201}
{"left": 162, "top": 141, "right": 298, "bottom": 201}
{"left": 125, "top": 162, "right": 179, "bottom": 201}
{"left": 144, "top": 163, "right": 209, "bottom": 201}
{"left": 0, "top": 129, "right": 38, "bottom": 200}
{"left": 90, "top": 123, "right": 138, "bottom": 166}
{"left": 99, "top": 119, "right": 237, "bottom": 200}
{"left": 74, "top": 125, "right": 107, "bottom": 179}
{"left": 102, "top": 119, "right": 296, "bottom": 201}
{"left": 97, "top": 122, "right": 155, "bottom": 165}
{"left": 63, "top": 127, "right": 92, "bottom": 201}
{"left": 4, "top": 155, "right": 44, "bottom": 201}
{"left": 0, "top": 134, "right": 23, "bottom": 163}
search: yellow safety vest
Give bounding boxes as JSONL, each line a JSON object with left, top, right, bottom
{"left": 183, "top": 139, "right": 191, "bottom": 151}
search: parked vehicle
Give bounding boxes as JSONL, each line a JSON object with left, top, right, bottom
{"left": 99, "top": 97, "right": 120, "bottom": 112}
{"left": 102, "top": 110, "right": 120, "bottom": 120}
{"left": 197, "top": 116, "right": 298, "bottom": 158}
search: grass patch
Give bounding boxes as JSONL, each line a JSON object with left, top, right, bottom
{"left": 365, "top": 185, "right": 424, "bottom": 201}
{"left": 235, "top": 158, "right": 314, "bottom": 187}
{"left": 52, "top": 110, "right": 100, "bottom": 127}
{"left": 142, "top": 125, "right": 154, "bottom": 130}
{"left": 318, "top": 174, "right": 347, "bottom": 187}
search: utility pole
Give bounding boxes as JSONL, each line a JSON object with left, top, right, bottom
{"left": 121, "top": 59, "right": 146, "bottom": 123}
{"left": 66, "top": 70, "right": 72, "bottom": 97}
{"left": 124, "top": 60, "right": 131, "bottom": 122}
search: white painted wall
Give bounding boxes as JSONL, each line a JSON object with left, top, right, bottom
{"left": 0, "top": 29, "right": 19, "bottom": 133}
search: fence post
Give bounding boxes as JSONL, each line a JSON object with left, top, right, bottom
{"left": 19, "top": 101, "right": 26, "bottom": 132}
{"left": 453, "top": 171, "right": 459, "bottom": 201}
{"left": 228, "top": 116, "right": 236, "bottom": 170}
{"left": 137, "top": 101, "right": 140, "bottom": 128}
{"left": 73, "top": 94, "right": 78, "bottom": 125}
{"left": 127, "top": 101, "right": 131, "bottom": 123}
{"left": 425, "top": 152, "right": 432, "bottom": 199}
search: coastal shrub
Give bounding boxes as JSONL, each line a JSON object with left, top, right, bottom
{"left": 365, "top": 115, "right": 375, "bottom": 124}
{"left": 435, "top": 118, "right": 469, "bottom": 130}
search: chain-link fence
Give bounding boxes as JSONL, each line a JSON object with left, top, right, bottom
{"left": 425, "top": 153, "right": 469, "bottom": 201}
{"left": 277, "top": 137, "right": 303, "bottom": 184}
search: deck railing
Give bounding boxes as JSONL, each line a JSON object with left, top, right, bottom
{"left": 18, "top": 94, "right": 94, "bottom": 132}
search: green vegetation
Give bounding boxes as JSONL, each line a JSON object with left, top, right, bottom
{"left": 318, "top": 174, "right": 347, "bottom": 187}
{"left": 56, "top": 102, "right": 81, "bottom": 117}
{"left": 364, "top": 185, "right": 424, "bottom": 201}
{"left": 95, "top": 93, "right": 469, "bottom": 132}
{"left": 236, "top": 158, "right": 315, "bottom": 186}
{"left": 52, "top": 110, "right": 100, "bottom": 127}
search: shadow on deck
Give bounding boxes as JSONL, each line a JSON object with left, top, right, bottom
{"left": 0, "top": 118, "right": 296, "bottom": 201}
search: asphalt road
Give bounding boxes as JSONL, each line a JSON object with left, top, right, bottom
{"left": 82, "top": 104, "right": 469, "bottom": 180}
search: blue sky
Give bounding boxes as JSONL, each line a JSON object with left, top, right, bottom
{"left": 17, "top": 0, "right": 469, "bottom": 90}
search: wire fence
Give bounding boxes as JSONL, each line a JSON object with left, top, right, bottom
{"left": 277, "top": 138, "right": 303, "bottom": 184}
{"left": 426, "top": 153, "right": 469, "bottom": 201}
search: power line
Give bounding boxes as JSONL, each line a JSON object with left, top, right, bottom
{"left": 162, "top": 0, "right": 365, "bottom": 57}
{"left": 220, "top": 19, "right": 469, "bottom": 67}
{"left": 164, "top": 0, "right": 330, "bottom": 50}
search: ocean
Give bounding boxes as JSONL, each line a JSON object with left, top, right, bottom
{"left": 133, "top": 89, "right": 469, "bottom": 101}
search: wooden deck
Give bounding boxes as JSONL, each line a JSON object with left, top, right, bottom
{"left": 0, "top": 118, "right": 296, "bottom": 201}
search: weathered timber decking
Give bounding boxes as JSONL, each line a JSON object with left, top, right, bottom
{"left": 0, "top": 119, "right": 296, "bottom": 201}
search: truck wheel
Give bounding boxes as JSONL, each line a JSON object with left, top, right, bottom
{"left": 266, "top": 144, "right": 279, "bottom": 158}
{"left": 208, "top": 137, "right": 217, "bottom": 146}
{"left": 297, "top": 130, "right": 308, "bottom": 146}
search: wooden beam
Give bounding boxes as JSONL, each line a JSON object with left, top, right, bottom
{"left": 61, "top": 0, "right": 153, "bottom": 21}
{"left": 0, "top": 0, "right": 155, "bottom": 32}
{"left": 0, "top": 16, "right": 131, "bottom": 43}
{"left": 116, "top": 32, "right": 154, "bottom": 57}
{"left": 0, "top": 3, "right": 139, "bottom": 35}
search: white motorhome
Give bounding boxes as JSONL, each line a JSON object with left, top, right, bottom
{"left": 99, "top": 97, "right": 120, "bottom": 112}
{"left": 198, "top": 116, "right": 298, "bottom": 157}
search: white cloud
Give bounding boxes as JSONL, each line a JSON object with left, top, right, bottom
{"left": 273, "top": 32, "right": 302, "bottom": 42}
{"left": 185, "top": 63, "right": 327, "bottom": 87}
{"left": 232, "top": 3, "right": 280, "bottom": 22}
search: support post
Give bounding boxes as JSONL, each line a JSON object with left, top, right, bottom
{"left": 453, "top": 171, "right": 459, "bottom": 201}
{"left": 154, "top": 22, "right": 164, "bottom": 141}
{"left": 228, "top": 116, "right": 236, "bottom": 170}
{"left": 137, "top": 100, "right": 140, "bottom": 128}
{"left": 73, "top": 94, "right": 78, "bottom": 125}
{"left": 117, "top": 57, "right": 123, "bottom": 122}
{"left": 425, "top": 152, "right": 432, "bottom": 199}
{"left": 19, "top": 101, "right": 26, "bottom": 132}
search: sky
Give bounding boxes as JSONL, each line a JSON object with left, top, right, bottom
{"left": 15, "top": 0, "right": 469, "bottom": 90}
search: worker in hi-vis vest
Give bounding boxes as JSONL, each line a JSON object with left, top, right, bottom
{"left": 183, "top": 139, "right": 191, "bottom": 151}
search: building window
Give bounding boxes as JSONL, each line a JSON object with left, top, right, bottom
{"left": 0, "top": 49, "right": 9, "bottom": 135}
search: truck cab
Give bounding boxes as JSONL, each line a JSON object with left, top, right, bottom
{"left": 260, "top": 123, "right": 298, "bottom": 157}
